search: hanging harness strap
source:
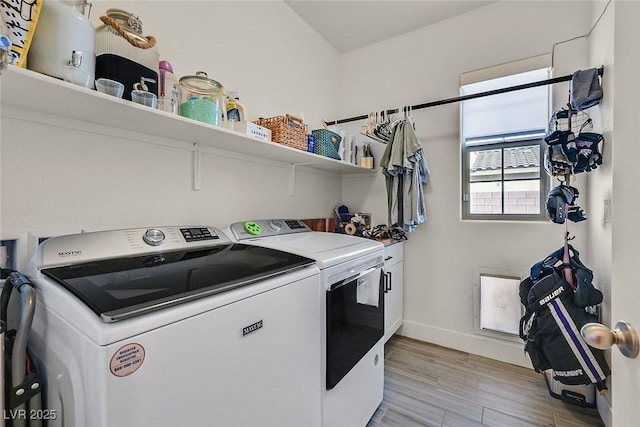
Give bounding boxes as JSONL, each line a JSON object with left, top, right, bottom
{"left": 530, "top": 245, "right": 602, "bottom": 308}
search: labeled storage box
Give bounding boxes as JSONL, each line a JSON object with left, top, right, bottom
{"left": 224, "top": 121, "right": 272, "bottom": 142}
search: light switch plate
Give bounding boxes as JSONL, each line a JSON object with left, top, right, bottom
{"left": 604, "top": 199, "right": 611, "bottom": 224}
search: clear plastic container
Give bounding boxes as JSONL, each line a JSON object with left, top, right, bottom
{"left": 178, "top": 72, "right": 224, "bottom": 126}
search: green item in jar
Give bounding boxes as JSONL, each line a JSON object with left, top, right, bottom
{"left": 180, "top": 97, "right": 220, "bottom": 125}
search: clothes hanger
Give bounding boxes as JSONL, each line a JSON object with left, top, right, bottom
{"left": 407, "top": 104, "right": 416, "bottom": 129}
{"left": 359, "top": 111, "right": 388, "bottom": 144}
{"left": 389, "top": 106, "right": 401, "bottom": 128}
{"left": 361, "top": 112, "right": 377, "bottom": 139}
{"left": 374, "top": 110, "right": 392, "bottom": 142}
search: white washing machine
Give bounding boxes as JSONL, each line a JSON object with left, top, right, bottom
{"left": 228, "top": 219, "right": 386, "bottom": 427}
{"left": 24, "top": 226, "right": 322, "bottom": 427}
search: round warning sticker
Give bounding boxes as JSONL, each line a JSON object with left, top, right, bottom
{"left": 110, "top": 343, "right": 145, "bottom": 377}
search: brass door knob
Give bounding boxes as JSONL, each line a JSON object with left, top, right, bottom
{"left": 581, "top": 321, "right": 639, "bottom": 358}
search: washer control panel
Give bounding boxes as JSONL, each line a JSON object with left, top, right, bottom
{"left": 230, "top": 219, "right": 310, "bottom": 240}
{"left": 180, "top": 227, "right": 218, "bottom": 242}
{"left": 38, "top": 226, "right": 230, "bottom": 268}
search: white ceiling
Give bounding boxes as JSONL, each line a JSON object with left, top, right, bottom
{"left": 284, "top": 1, "right": 495, "bottom": 53}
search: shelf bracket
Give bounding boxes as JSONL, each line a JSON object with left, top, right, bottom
{"left": 192, "top": 143, "right": 201, "bottom": 191}
{"left": 289, "top": 162, "right": 317, "bottom": 197}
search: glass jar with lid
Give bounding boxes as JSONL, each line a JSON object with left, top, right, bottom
{"left": 95, "top": 8, "right": 159, "bottom": 100}
{"left": 178, "top": 72, "right": 225, "bottom": 126}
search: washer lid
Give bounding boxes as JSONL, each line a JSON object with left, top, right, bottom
{"left": 241, "top": 233, "right": 383, "bottom": 270}
{"left": 228, "top": 219, "right": 384, "bottom": 269}
{"left": 41, "top": 243, "right": 314, "bottom": 322}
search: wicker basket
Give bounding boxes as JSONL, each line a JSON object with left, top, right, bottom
{"left": 311, "top": 129, "right": 341, "bottom": 160}
{"left": 254, "top": 114, "right": 308, "bottom": 150}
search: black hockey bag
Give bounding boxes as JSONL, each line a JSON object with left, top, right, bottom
{"left": 519, "top": 247, "right": 609, "bottom": 392}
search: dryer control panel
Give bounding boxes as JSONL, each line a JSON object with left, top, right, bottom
{"left": 230, "top": 219, "right": 310, "bottom": 240}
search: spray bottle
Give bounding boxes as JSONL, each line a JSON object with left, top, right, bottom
{"left": 158, "top": 60, "right": 179, "bottom": 114}
{"left": 226, "top": 91, "right": 246, "bottom": 123}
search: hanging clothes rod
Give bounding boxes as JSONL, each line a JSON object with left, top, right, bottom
{"left": 326, "top": 66, "right": 604, "bottom": 126}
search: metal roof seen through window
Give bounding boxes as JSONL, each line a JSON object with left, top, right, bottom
{"left": 471, "top": 146, "right": 539, "bottom": 172}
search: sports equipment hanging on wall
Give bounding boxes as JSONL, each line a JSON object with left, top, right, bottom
{"left": 519, "top": 245, "right": 609, "bottom": 391}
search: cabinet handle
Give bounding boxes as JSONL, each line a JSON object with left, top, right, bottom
{"left": 381, "top": 270, "right": 388, "bottom": 293}
{"left": 384, "top": 256, "right": 393, "bottom": 261}
{"left": 381, "top": 271, "right": 393, "bottom": 293}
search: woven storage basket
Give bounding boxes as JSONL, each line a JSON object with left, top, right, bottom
{"left": 254, "top": 114, "right": 308, "bottom": 150}
{"left": 311, "top": 129, "right": 341, "bottom": 160}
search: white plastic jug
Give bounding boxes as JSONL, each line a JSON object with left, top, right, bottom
{"left": 28, "top": 0, "right": 96, "bottom": 88}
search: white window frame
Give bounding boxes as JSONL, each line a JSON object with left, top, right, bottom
{"left": 462, "top": 131, "right": 550, "bottom": 221}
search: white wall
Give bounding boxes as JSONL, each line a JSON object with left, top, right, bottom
{"left": 0, "top": 1, "right": 342, "bottom": 269}
{"left": 339, "top": 1, "right": 598, "bottom": 367}
{"left": 584, "top": 0, "right": 614, "bottom": 330}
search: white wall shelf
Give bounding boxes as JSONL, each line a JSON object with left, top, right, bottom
{"left": 0, "top": 66, "right": 374, "bottom": 175}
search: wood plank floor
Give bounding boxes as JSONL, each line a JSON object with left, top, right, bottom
{"left": 367, "top": 336, "right": 605, "bottom": 427}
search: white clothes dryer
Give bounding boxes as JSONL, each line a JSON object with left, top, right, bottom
{"left": 228, "top": 219, "right": 386, "bottom": 427}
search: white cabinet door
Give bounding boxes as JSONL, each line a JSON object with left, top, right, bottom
{"left": 383, "top": 242, "right": 404, "bottom": 342}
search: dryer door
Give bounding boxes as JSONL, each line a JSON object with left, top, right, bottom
{"left": 326, "top": 264, "right": 384, "bottom": 389}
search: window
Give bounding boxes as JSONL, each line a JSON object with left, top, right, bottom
{"left": 461, "top": 65, "right": 551, "bottom": 220}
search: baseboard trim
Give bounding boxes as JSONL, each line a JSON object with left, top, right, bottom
{"left": 597, "top": 392, "right": 611, "bottom": 427}
{"left": 397, "top": 320, "right": 532, "bottom": 368}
